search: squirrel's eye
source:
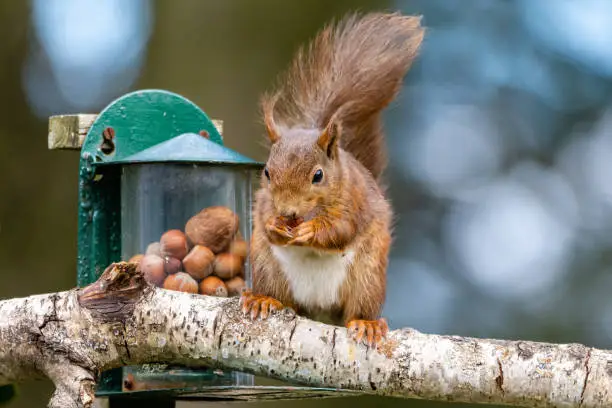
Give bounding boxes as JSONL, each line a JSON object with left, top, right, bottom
{"left": 312, "top": 169, "right": 324, "bottom": 184}
{"left": 264, "top": 168, "right": 270, "bottom": 181}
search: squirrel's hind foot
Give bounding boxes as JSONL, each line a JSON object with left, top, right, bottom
{"left": 240, "top": 290, "right": 285, "bottom": 320}
{"left": 346, "top": 318, "right": 388, "bottom": 348}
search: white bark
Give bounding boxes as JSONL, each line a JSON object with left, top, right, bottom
{"left": 0, "top": 262, "right": 610, "bottom": 408}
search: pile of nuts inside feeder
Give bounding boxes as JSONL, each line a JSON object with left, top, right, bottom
{"left": 128, "top": 206, "right": 248, "bottom": 297}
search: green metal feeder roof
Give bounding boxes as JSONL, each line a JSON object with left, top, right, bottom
{"left": 104, "top": 132, "right": 263, "bottom": 167}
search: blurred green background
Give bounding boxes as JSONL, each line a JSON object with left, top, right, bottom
{"left": 2, "top": 0, "right": 612, "bottom": 407}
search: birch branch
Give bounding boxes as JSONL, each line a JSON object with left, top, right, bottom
{"left": 0, "top": 262, "right": 610, "bottom": 408}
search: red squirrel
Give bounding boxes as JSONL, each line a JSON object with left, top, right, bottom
{"left": 240, "top": 12, "right": 424, "bottom": 348}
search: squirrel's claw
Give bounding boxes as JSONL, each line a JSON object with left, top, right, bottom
{"left": 266, "top": 222, "right": 292, "bottom": 238}
{"left": 287, "top": 222, "right": 315, "bottom": 246}
{"left": 240, "top": 290, "right": 284, "bottom": 320}
{"left": 346, "top": 318, "right": 388, "bottom": 348}
{"left": 265, "top": 218, "right": 293, "bottom": 245}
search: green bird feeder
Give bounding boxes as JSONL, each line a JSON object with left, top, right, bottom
{"left": 48, "top": 90, "right": 357, "bottom": 407}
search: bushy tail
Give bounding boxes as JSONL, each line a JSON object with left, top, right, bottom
{"left": 261, "top": 11, "right": 424, "bottom": 180}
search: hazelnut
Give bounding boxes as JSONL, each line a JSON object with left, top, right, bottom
{"left": 185, "top": 206, "right": 239, "bottom": 254}
{"left": 228, "top": 238, "right": 248, "bottom": 259}
{"left": 140, "top": 254, "right": 166, "bottom": 286}
{"left": 128, "top": 254, "right": 144, "bottom": 264}
{"left": 199, "top": 276, "right": 228, "bottom": 297}
{"left": 146, "top": 242, "right": 162, "bottom": 257}
{"left": 213, "top": 253, "right": 244, "bottom": 279}
{"left": 163, "top": 272, "right": 198, "bottom": 294}
{"left": 160, "top": 229, "right": 189, "bottom": 260}
{"left": 225, "top": 276, "right": 247, "bottom": 297}
{"left": 183, "top": 245, "right": 215, "bottom": 280}
{"left": 164, "top": 256, "right": 182, "bottom": 275}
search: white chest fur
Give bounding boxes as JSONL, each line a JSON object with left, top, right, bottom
{"left": 271, "top": 245, "right": 355, "bottom": 310}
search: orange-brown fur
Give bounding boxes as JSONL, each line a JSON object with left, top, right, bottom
{"left": 241, "top": 12, "right": 424, "bottom": 347}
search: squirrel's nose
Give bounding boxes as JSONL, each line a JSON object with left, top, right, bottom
{"left": 274, "top": 199, "right": 300, "bottom": 218}
{"left": 280, "top": 210, "right": 298, "bottom": 219}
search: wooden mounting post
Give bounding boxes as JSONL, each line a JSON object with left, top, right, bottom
{"left": 48, "top": 114, "right": 224, "bottom": 150}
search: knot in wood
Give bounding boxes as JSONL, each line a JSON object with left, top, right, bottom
{"left": 77, "top": 262, "right": 147, "bottom": 321}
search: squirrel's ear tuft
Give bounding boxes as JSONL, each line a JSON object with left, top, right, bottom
{"left": 317, "top": 119, "right": 340, "bottom": 159}
{"left": 262, "top": 93, "right": 281, "bottom": 144}
{"left": 264, "top": 113, "right": 280, "bottom": 144}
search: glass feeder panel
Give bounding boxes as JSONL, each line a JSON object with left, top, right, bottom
{"left": 120, "top": 163, "right": 255, "bottom": 390}
{"left": 121, "top": 163, "right": 253, "bottom": 284}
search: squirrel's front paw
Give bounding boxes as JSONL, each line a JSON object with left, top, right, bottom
{"left": 287, "top": 221, "right": 315, "bottom": 246}
{"left": 346, "top": 318, "right": 388, "bottom": 348}
{"left": 265, "top": 217, "right": 294, "bottom": 245}
{"left": 239, "top": 290, "right": 285, "bottom": 319}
